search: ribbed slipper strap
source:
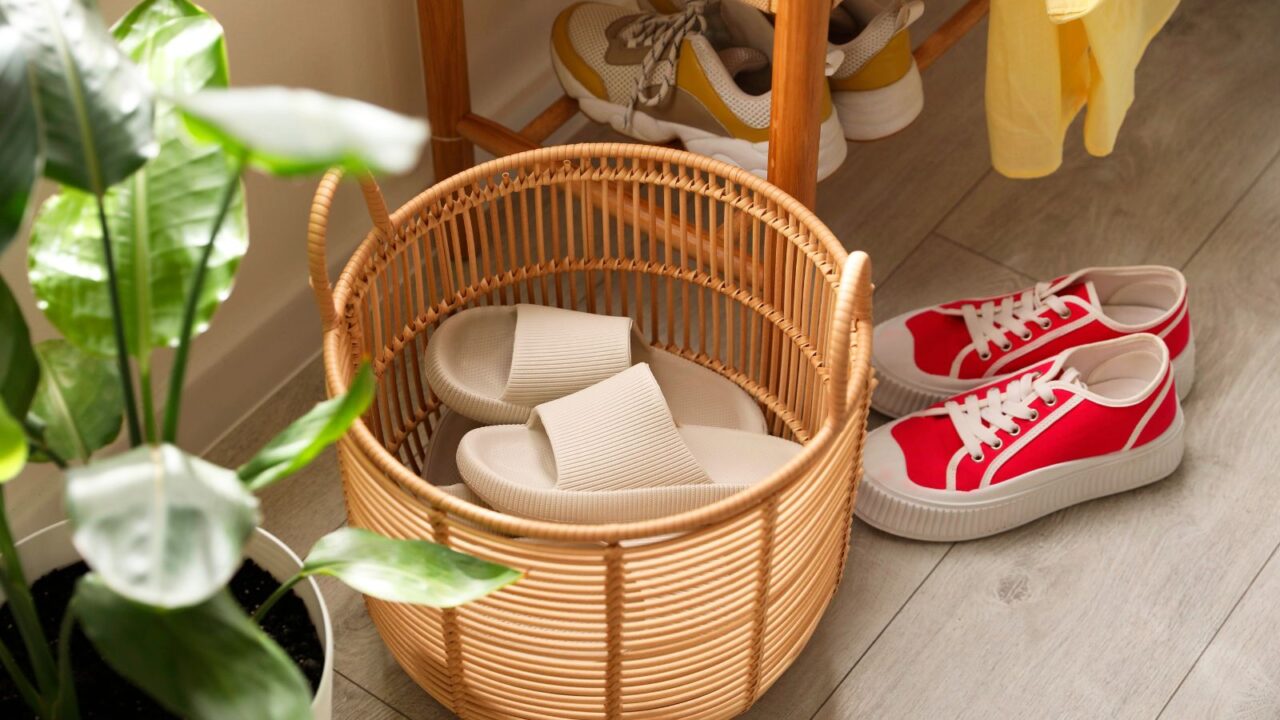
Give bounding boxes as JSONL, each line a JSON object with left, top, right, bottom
{"left": 501, "top": 304, "right": 634, "bottom": 406}
{"left": 529, "top": 364, "right": 712, "bottom": 492}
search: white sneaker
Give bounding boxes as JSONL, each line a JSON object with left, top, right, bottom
{"left": 827, "top": 0, "right": 925, "bottom": 140}
{"left": 638, "top": 0, "right": 926, "bottom": 140}
{"left": 552, "top": 0, "right": 848, "bottom": 180}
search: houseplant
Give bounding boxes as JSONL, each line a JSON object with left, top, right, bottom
{"left": 0, "top": 0, "right": 519, "bottom": 718}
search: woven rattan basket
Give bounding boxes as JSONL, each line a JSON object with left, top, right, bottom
{"left": 307, "top": 144, "right": 873, "bottom": 720}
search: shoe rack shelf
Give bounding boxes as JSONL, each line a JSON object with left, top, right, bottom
{"left": 415, "top": 0, "right": 988, "bottom": 209}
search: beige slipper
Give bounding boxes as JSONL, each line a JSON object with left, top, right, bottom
{"left": 423, "top": 304, "right": 766, "bottom": 431}
{"left": 456, "top": 364, "right": 802, "bottom": 524}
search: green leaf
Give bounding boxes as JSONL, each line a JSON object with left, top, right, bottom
{"left": 0, "top": 401, "right": 26, "bottom": 481}
{"left": 177, "top": 86, "right": 429, "bottom": 176}
{"left": 65, "top": 443, "right": 261, "bottom": 608}
{"left": 74, "top": 574, "right": 312, "bottom": 720}
{"left": 302, "top": 527, "right": 520, "bottom": 608}
{"left": 28, "top": 339, "right": 122, "bottom": 463}
{"left": 0, "top": 27, "right": 42, "bottom": 254}
{"left": 0, "top": 275, "right": 38, "bottom": 419}
{"left": 239, "top": 364, "right": 374, "bottom": 491}
{"left": 27, "top": 0, "right": 245, "bottom": 357}
{"left": 0, "top": 0, "right": 156, "bottom": 195}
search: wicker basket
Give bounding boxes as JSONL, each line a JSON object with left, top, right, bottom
{"left": 307, "top": 144, "right": 873, "bottom": 720}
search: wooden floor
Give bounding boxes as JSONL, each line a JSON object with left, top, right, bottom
{"left": 213, "top": 0, "right": 1280, "bottom": 715}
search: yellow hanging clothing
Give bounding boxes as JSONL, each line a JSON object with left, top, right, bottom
{"left": 985, "top": 0, "right": 1180, "bottom": 178}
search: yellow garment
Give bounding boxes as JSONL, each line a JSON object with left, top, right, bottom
{"left": 985, "top": 0, "right": 1180, "bottom": 178}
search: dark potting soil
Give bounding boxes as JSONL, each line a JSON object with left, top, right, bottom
{"left": 0, "top": 559, "right": 323, "bottom": 718}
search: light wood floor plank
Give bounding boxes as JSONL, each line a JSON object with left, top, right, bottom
{"left": 1158, "top": 545, "right": 1280, "bottom": 720}
{"left": 938, "top": 0, "right": 1280, "bottom": 279}
{"left": 1151, "top": 156, "right": 1280, "bottom": 720}
{"left": 812, "top": 156, "right": 1280, "bottom": 720}
{"left": 334, "top": 673, "right": 412, "bottom": 720}
{"left": 814, "top": 23, "right": 991, "bottom": 282}
{"left": 326, "top": 580, "right": 460, "bottom": 720}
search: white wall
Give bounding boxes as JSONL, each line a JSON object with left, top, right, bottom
{"left": 2, "top": 0, "right": 587, "bottom": 536}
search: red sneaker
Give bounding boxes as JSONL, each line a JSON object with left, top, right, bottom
{"left": 856, "top": 334, "right": 1185, "bottom": 541}
{"left": 872, "top": 265, "right": 1193, "bottom": 417}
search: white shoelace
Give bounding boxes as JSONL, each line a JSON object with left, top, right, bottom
{"left": 945, "top": 368, "right": 1082, "bottom": 462}
{"left": 961, "top": 282, "right": 1072, "bottom": 359}
{"left": 620, "top": 1, "right": 710, "bottom": 124}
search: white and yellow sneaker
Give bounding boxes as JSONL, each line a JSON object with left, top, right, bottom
{"left": 827, "top": 0, "right": 924, "bottom": 140}
{"left": 640, "top": 0, "right": 926, "bottom": 141}
{"left": 551, "top": 0, "right": 848, "bottom": 180}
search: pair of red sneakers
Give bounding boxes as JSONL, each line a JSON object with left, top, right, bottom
{"left": 859, "top": 266, "right": 1193, "bottom": 541}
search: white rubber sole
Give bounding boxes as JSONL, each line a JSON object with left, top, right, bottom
{"left": 856, "top": 410, "right": 1186, "bottom": 542}
{"left": 871, "top": 333, "right": 1197, "bottom": 418}
{"left": 833, "top": 61, "right": 924, "bottom": 141}
{"left": 552, "top": 50, "right": 848, "bottom": 181}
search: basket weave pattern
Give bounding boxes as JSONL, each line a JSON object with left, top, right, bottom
{"left": 309, "top": 144, "right": 873, "bottom": 720}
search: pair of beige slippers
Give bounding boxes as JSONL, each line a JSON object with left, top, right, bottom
{"left": 422, "top": 304, "right": 803, "bottom": 524}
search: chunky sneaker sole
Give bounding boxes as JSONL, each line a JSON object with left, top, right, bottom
{"left": 872, "top": 333, "right": 1196, "bottom": 418}
{"left": 858, "top": 334, "right": 1186, "bottom": 542}
{"left": 857, "top": 410, "right": 1184, "bottom": 541}
{"left": 551, "top": 46, "right": 848, "bottom": 180}
{"left": 834, "top": 60, "right": 923, "bottom": 140}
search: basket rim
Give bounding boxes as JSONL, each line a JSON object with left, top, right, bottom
{"left": 321, "top": 143, "right": 868, "bottom": 542}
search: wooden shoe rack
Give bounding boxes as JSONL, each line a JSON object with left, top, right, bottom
{"left": 414, "top": 0, "right": 988, "bottom": 209}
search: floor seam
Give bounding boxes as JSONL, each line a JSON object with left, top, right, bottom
{"left": 933, "top": 230, "right": 1036, "bottom": 281}
{"left": 1178, "top": 148, "right": 1280, "bottom": 271}
{"left": 874, "top": 167, "right": 995, "bottom": 290}
{"left": 806, "top": 542, "right": 956, "bottom": 720}
{"left": 1153, "top": 537, "right": 1280, "bottom": 719}
{"left": 335, "top": 669, "right": 415, "bottom": 720}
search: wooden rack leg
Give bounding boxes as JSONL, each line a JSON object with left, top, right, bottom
{"left": 766, "top": 0, "right": 831, "bottom": 208}
{"left": 417, "top": 0, "right": 475, "bottom": 181}
{"left": 913, "top": 0, "right": 989, "bottom": 72}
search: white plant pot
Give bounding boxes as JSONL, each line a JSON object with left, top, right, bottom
{"left": 5, "top": 521, "right": 334, "bottom": 720}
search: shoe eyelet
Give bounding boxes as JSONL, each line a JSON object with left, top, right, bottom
{"left": 1029, "top": 410, "right": 1040, "bottom": 421}
{"left": 970, "top": 453, "right": 985, "bottom": 463}
{"left": 1018, "top": 331, "right": 1033, "bottom": 341}
{"left": 1038, "top": 318, "right": 1052, "bottom": 329}
{"left": 979, "top": 351, "right": 992, "bottom": 360}
{"left": 991, "top": 439, "right": 1004, "bottom": 450}
{"left": 1009, "top": 426, "right": 1021, "bottom": 436}
{"left": 999, "top": 342, "right": 1013, "bottom": 351}
{"left": 1045, "top": 396, "right": 1058, "bottom": 406}
{"left": 1057, "top": 309, "right": 1071, "bottom": 319}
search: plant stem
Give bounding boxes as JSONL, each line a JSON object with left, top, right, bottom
{"left": 0, "top": 638, "right": 43, "bottom": 716}
{"left": 252, "top": 573, "right": 303, "bottom": 624}
{"left": 0, "top": 493, "right": 58, "bottom": 695}
{"left": 21, "top": 419, "right": 66, "bottom": 470}
{"left": 138, "top": 361, "right": 156, "bottom": 444}
{"left": 161, "top": 155, "right": 244, "bottom": 444}
{"left": 53, "top": 606, "right": 80, "bottom": 720}
{"left": 94, "top": 196, "right": 142, "bottom": 448}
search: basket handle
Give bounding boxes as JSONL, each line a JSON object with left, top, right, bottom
{"left": 826, "top": 251, "right": 873, "bottom": 421}
{"left": 306, "top": 168, "right": 395, "bottom": 331}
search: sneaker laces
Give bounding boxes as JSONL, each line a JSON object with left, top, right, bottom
{"left": 945, "top": 367, "right": 1083, "bottom": 462}
{"left": 620, "top": 1, "right": 711, "bottom": 124}
{"left": 961, "top": 282, "right": 1072, "bottom": 359}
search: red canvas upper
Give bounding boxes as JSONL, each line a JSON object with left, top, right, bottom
{"left": 889, "top": 354, "right": 1178, "bottom": 493}
{"left": 900, "top": 272, "right": 1190, "bottom": 381}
